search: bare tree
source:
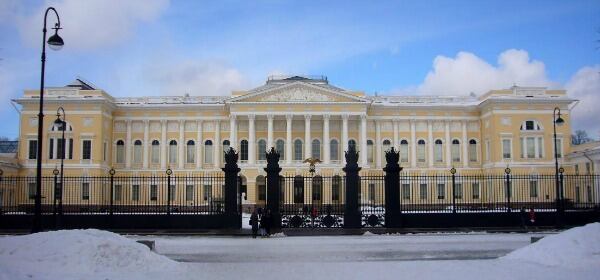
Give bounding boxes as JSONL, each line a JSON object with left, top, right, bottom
{"left": 571, "top": 130, "right": 592, "bottom": 145}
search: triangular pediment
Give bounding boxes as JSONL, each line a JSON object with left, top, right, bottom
{"left": 227, "top": 82, "right": 367, "bottom": 103}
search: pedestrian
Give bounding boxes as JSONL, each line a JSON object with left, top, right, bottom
{"left": 260, "top": 210, "right": 268, "bottom": 237}
{"left": 264, "top": 209, "right": 272, "bottom": 236}
{"left": 250, "top": 210, "right": 259, "bottom": 239}
{"left": 519, "top": 207, "right": 527, "bottom": 229}
{"left": 529, "top": 208, "right": 536, "bottom": 226}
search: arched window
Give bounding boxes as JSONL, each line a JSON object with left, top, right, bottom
{"left": 186, "top": 140, "right": 195, "bottom": 164}
{"left": 222, "top": 140, "right": 230, "bottom": 162}
{"left": 434, "top": 139, "right": 443, "bottom": 163}
{"left": 383, "top": 139, "right": 391, "bottom": 152}
{"left": 169, "top": 140, "right": 178, "bottom": 164}
{"left": 452, "top": 139, "right": 461, "bottom": 162}
{"left": 400, "top": 140, "right": 409, "bottom": 163}
{"left": 469, "top": 139, "right": 478, "bottom": 162}
{"left": 116, "top": 140, "right": 125, "bottom": 164}
{"left": 133, "top": 140, "right": 143, "bottom": 164}
{"left": 257, "top": 139, "right": 267, "bottom": 160}
{"left": 276, "top": 139, "right": 285, "bottom": 160}
{"left": 240, "top": 140, "right": 248, "bottom": 161}
{"left": 256, "top": 175, "right": 266, "bottom": 201}
{"left": 294, "top": 139, "right": 303, "bottom": 161}
{"left": 294, "top": 175, "right": 304, "bottom": 203}
{"left": 348, "top": 139, "right": 357, "bottom": 151}
{"left": 417, "top": 139, "right": 426, "bottom": 163}
{"left": 151, "top": 140, "right": 160, "bottom": 164}
{"left": 312, "top": 175, "right": 322, "bottom": 201}
{"left": 311, "top": 139, "right": 321, "bottom": 160}
{"left": 204, "top": 140, "right": 213, "bottom": 164}
{"left": 367, "top": 140, "right": 374, "bottom": 163}
{"left": 330, "top": 139, "right": 339, "bottom": 161}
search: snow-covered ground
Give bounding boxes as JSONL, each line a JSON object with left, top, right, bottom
{"left": 0, "top": 224, "right": 599, "bottom": 280}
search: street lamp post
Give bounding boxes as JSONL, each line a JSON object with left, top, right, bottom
{"left": 33, "top": 7, "right": 64, "bottom": 233}
{"left": 553, "top": 107, "right": 565, "bottom": 226}
{"left": 53, "top": 107, "right": 66, "bottom": 217}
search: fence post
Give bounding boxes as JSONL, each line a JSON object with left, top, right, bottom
{"left": 52, "top": 168, "right": 58, "bottom": 219}
{"left": 559, "top": 167, "right": 565, "bottom": 221}
{"left": 109, "top": 168, "right": 115, "bottom": 216}
{"left": 450, "top": 167, "right": 457, "bottom": 214}
{"left": 166, "top": 168, "right": 172, "bottom": 215}
{"left": 384, "top": 147, "right": 402, "bottom": 228}
{"left": 222, "top": 147, "right": 241, "bottom": 224}
{"left": 343, "top": 146, "right": 361, "bottom": 228}
{"left": 505, "top": 167, "right": 511, "bottom": 213}
{"left": 265, "top": 147, "right": 282, "bottom": 231}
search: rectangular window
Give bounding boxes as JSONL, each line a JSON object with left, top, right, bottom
{"left": 451, "top": 143, "right": 460, "bottom": 162}
{"left": 49, "top": 138, "right": 54, "bottom": 159}
{"left": 82, "top": 182, "right": 90, "bottom": 200}
{"left": 258, "top": 183, "right": 266, "bottom": 201}
{"left": 169, "top": 185, "right": 176, "bottom": 201}
{"left": 69, "top": 138, "right": 73, "bottom": 159}
{"left": 435, "top": 144, "right": 443, "bottom": 162}
{"left": 437, "top": 183, "right": 445, "bottom": 199}
{"left": 417, "top": 144, "right": 426, "bottom": 162}
{"left": 132, "top": 185, "right": 140, "bottom": 201}
{"left": 82, "top": 140, "right": 92, "bottom": 160}
{"left": 150, "top": 184, "right": 158, "bottom": 201}
{"left": 472, "top": 183, "right": 480, "bottom": 199}
{"left": 402, "top": 184, "right": 410, "bottom": 200}
{"left": 203, "top": 185, "right": 212, "bottom": 201}
{"left": 502, "top": 139, "right": 511, "bottom": 159}
{"left": 537, "top": 137, "right": 543, "bottom": 158}
{"left": 28, "top": 183, "right": 36, "bottom": 199}
{"left": 400, "top": 144, "right": 409, "bottom": 163}
{"left": 526, "top": 137, "right": 535, "bottom": 159}
{"left": 520, "top": 137, "right": 524, "bottom": 158}
{"left": 555, "top": 138, "right": 562, "bottom": 158}
{"left": 455, "top": 183, "right": 463, "bottom": 199}
{"left": 28, "top": 140, "right": 38, "bottom": 159}
{"left": 186, "top": 185, "right": 194, "bottom": 201}
{"left": 114, "top": 185, "right": 122, "bottom": 201}
{"left": 419, "top": 184, "right": 427, "bottom": 200}
{"left": 529, "top": 180, "right": 538, "bottom": 198}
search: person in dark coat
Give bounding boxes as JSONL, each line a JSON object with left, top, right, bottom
{"left": 264, "top": 209, "right": 273, "bottom": 236}
{"left": 260, "top": 210, "right": 268, "bottom": 237}
{"left": 250, "top": 210, "right": 259, "bottom": 238}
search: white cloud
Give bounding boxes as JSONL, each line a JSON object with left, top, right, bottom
{"left": 565, "top": 65, "right": 600, "bottom": 138}
{"left": 140, "top": 60, "right": 249, "bottom": 96}
{"left": 416, "top": 49, "right": 556, "bottom": 95}
{"left": 15, "top": 0, "right": 169, "bottom": 50}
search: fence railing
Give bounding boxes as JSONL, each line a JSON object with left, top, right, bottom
{"left": 0, "top": 176, "right": 227, "bottom": 215}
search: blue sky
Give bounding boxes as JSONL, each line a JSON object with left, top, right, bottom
{"left": 1, "top": 0, "right": 599, "bottom": 139}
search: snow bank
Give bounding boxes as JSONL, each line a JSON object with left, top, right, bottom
{"left": 503, "top": 223, "right": 600, "bottom": 268}
{"left": 0, "top": 229, "right": 181, "bottom": 280}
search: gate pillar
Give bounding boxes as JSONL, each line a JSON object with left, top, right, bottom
{"left": 343, "top": 146, "right": 361, "bottom": 228}
{"left": 384, "top": 147, "right": 402, "bottom": 227}
{"left": 265, "top": 147, "right": 282, "bottom": 231}
{"left": 222, "top": 147, "right": 241, "bottom": 227}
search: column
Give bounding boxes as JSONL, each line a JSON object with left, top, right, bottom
{"left": 143, "top": 120, "right": 149, "bottom": 169}
{"left": 360, "top": 114, "right": 368, "bottom": 166}
{"left": 304, "top": 115, "right": 312, "bottom": 159}
{"left": 267, "top": 114, "right": 274, "bottom": 149}
{"left": 160, "top": 120, "right": 167, "bottom": 169}
{"left": 342, "top": 114, "right": 349, "bottom": 164}
{"left": 410, "top": 119, "right": 416, "bottom": 168}
{"left": 178, "top": 120, "right": 184, "bottom": 169}
{"left": 196, "top": 120, "right": 203, "bottom": 169}
{"left": 125, "top": 120, "right": 132, "bottom": 168}
{"left": 427, "top": 120, "right": 433, "bottom": 168}
{"left": 462, "top": 121, "right": 468, "bottom": 168}
{"left": 323, "top": 114, "right": 330, "bottom": 164}
{"left": 393, "top": 119, "right": 399, "bottom": 149}
{"left": 375, "top": 120, "right": 382, "bottom": 168}
{"left": 445, "top": 120, "right": 451, "bottom": 168}
{"left": 285, "top": 115, "right": 292, "bottom": 164}
{"left": 229, "top": 115, "right": 237, "bottom": 150}
{"left": 214, "top": 120, "right": 221, "bottom": 168}
{"left": 249, "top": 115, "right": 256, "bottom": 164}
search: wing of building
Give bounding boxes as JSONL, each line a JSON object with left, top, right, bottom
{"left": 13, "top": 75, "right": 584, "bottom": 204}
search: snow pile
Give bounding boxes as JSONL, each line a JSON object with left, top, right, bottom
{"left": 0, "top": 229, "right": 181, "bottom": 280}
{"left": 503, "top": 223, "right": 600, "bottom": 268}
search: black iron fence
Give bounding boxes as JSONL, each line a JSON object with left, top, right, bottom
{"left": 0, "top": 175, "right": 227, "bottom": 215}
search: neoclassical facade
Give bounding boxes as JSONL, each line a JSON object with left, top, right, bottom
{"left": 14, "top": 75, "right": 577, "bottom": 204}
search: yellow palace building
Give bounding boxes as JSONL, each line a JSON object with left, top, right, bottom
{"left": 12, "top": 75, "right": 576, "bottom": 205}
